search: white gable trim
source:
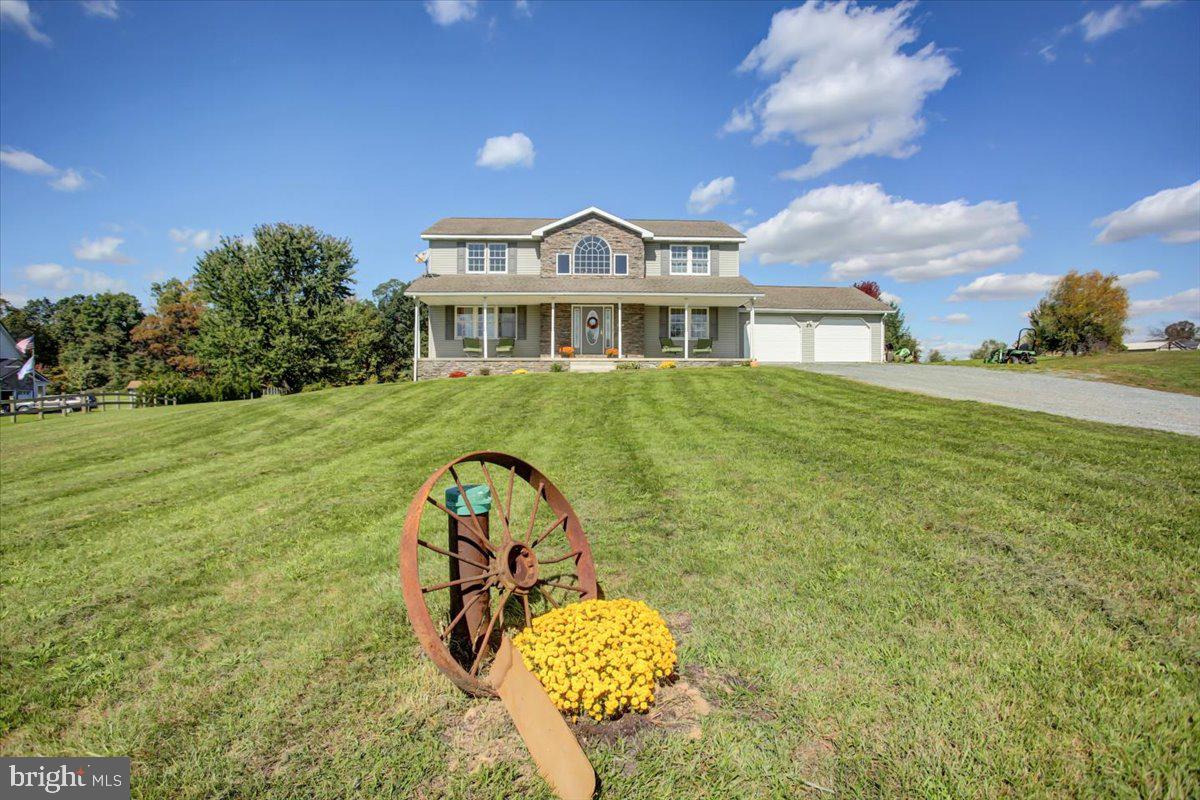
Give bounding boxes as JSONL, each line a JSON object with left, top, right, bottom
{"left": 530, "top": 207, "right": 656, "bottom": 239}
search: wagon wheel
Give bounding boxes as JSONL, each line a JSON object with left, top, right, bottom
{"left": 400, "top": 451, "right": 600, "bottom": 696}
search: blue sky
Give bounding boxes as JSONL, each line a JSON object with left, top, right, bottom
{"left": 1, "top": 0, "right": 1198, "bottom": 357}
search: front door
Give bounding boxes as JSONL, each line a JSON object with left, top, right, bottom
{"left": 574, "top": 305, "right": 612, "bottom": 355}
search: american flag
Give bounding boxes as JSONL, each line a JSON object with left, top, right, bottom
{"left": 17, "top": 356, "right": 34, "bottom": 380}
{"left": 15, "top": 336, "right": 32, "bottom": 354}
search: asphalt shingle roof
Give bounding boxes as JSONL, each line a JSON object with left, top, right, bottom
{"left": 421, "top": 217, "right": 745, "bottom": 238}
{"left": 753, "top": 285, "right": 895, "bottom": 312}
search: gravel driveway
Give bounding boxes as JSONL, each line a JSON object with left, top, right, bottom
{"left": 791, "top": 363, "right": 1200, "bottom": 436}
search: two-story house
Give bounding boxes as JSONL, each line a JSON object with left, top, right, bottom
{"left": 405, "top": 207, "right": 893, "bottom": 378}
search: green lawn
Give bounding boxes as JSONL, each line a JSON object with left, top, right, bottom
{"left": 2, "top": 368, "right": 1197, "bottom": 799}
{"left": 943, "top": 349, "right": 1200, "bottom": 396}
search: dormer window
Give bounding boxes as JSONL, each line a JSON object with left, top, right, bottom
{"left": 573, "top": 236, "right": 611, "bottom": 274}
{"left": 670, "top": 244, "right": 710, "bottom": 275}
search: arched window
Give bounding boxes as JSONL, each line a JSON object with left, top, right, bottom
{"left": 573, "top": 235, "right": 611, "bottom": 274}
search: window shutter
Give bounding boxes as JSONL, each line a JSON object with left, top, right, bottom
{"left": 444, "top": 306, "right": 456, "bottom": 340}
{"left": 517, "top": 306, "right": 527, "bottom": 339}
{"left": 658, "top": 307, "right": 668, "bottom": 339}
{"left": 709, "top": 307, "right": 718, "bottom": 340}
{"left": 456, "top": 243, "right": 465, "bottom": 274}
{"left": 556, "top": 253, "right": 570, "bottom": 274}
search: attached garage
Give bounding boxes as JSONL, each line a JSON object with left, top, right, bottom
{"left": 749, "top": 315, "right": 803, "bottom": 363}
{"left": 814, "top": 317, "right": 871, "bottom": 362}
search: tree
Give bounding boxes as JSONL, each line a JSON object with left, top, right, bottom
{"left": 1, "top": 296, "right": 62, "bottom": 370}
{"left": 1028, "top": 270, "right": 1128, "bottom": 355}
{"left": 970, "top": 338, "right": 1007, "bottom": 360}
{"left": 131, "top": 279, "right": 206, "bottom": 377}
{"left": 51, "top": 293, "right": 145, "bottom": 391}
{"left": 884, "top": 302, "right": 920, "bottom": 361}
{"left": 927, "top": 349, "right": 946, "bottom": 363}
{"left": 853, "top": 280, "right": 881, "bottom": 299}
{"left": 194, "top": 224, "right": 356, "bottom": 390}
{"left": 1150, "top": 320, "right": 1196, "bottom": 343}
{"left": 372, "top": 278, "right": 422, "bottom": 380}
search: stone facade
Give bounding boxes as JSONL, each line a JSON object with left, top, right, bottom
{"left": 539, "top": 215, "right": 646, "bottom": 278}
{"left": 538, "top": 303, "right": 574, "bottom": 356}
{"left": 619, "top": 303, "right": 644, "bottom": 357}
{"left": 416, "top": 356, "right": 745, "bottom": 380}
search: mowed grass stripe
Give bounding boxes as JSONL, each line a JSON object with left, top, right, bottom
{"left": 1, "top": 368, "right": 1197, "bottom": 798}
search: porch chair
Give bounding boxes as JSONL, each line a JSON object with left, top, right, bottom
{"left": 494, "top": 337, "right": 515, "bottom": 356}
{"left": 659, "top": 337, "right": 683, "bottom": 355}
{"left": 462, "top": 337, "right": 483, "bottom": 356}
{"left": 692, "top": 338, "right": 713, "bottom": 356}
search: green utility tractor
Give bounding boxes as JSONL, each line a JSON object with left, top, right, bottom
{"left": 986, "top": 327, "right": 1038, "bottom": 364}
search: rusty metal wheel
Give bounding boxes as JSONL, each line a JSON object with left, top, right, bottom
{"left": 400, "top": 451, "right": 599, "bottom": 696}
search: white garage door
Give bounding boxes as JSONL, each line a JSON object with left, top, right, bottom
{"left": 814, "top": 317, "right": 871, "bottom": 362}
{"left": 751, "top": 315, "right": 802, "bottom": 362}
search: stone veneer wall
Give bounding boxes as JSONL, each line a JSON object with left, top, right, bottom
{"left": 537, "top": 303, "right": 645, "bottom": 356}
{"left": 539, "top": 215, "right": 646, "bottom": 278}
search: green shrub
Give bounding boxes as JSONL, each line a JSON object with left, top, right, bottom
{"left": 478, "top": 367, "right": 491, "bottom": 376}
{"left": 550, "top": 363, "right": 565, "bottom": 373}
{"left": 615, "top": 362, "right": 641, "bottom": 370}
{"left": 135, "top": 374, "right": 258, "bottom": 404}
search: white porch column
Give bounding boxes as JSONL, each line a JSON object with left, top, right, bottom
{"left": 412, "top": 301, "right": 420, "bottom": 382}
{"left": 749, "top": 302, "right": 756, "bottom": 360}
{"left": 617, "top": 302, "right": 623, "bottom": 358}
{"left": 684, "top": 303, "right": 690, "bottom": 360}
{"left": 550, "top": 301, "right": 556, "bottom": 358}
{"left": 482, "top": 298, "right": 489, "bottom": 359}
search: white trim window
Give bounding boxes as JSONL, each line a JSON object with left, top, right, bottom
{"left": 668, "top": 307, "right": 709, "bottom": 339}
{"left": 454, "top": 306, "right": 518, "bottom": 338}
{"left": 670, "top": 244, "right": 710, "bottom": 275}
{"left": 573, "top": 235, "right": 611, "bottom": 274}
{"left": 466, "top": 243, "right": 486, "bottom": 273}
{"left": 487, "top": 243, "right": 508, "bottom": 273}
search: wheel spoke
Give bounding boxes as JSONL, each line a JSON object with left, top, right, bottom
{"left": 538, "top": 549, "right": 581, "bottom": 565}
{"left": 522, "top": 593, "right": 532, "bottom": 628}
{"left": 470, "top": 587, "right": 513, "bottom": 676}
{"left": 418, "top": 538, "right": 490, "bottom": 571}
{"left": 540, "top": 580, "right": 586, "bottom": 594}
{"left": 422, "top": 571, "right": 499, "bottom": 594}
{"left": 478, "top": 462, "right": 511, "bottom": 545}
{"left": 536, "top": 583, "right": 560, "bottom": 609}
{"left": 440, "top": 585, "right": 490, "bottom": 640}
{"left": 448, "top": 465, "right": 489, "bottom": 546}
{"left": 523, "top": 482, "right": 545, "bottom": 544}
{"left": 505, "top": 466, "right": 516, "bottom": 528}
{"left": 425, "top": 496, "right": 495, "bottom": 554}
{"left": 530, "top": 513, "right": 568, "bottom": 550}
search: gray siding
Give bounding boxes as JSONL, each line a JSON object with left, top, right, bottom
{"left": 426, "top": 304, "right": 542, "bottom": 358}
{"left": 645, "top": 243, "right": 660, "bottom": 276}
{"left": 643, "top": 305, "right": 739, "bottom": 358}
{"left": 427, "top": 240, "right": 458, "bottom": 275}
{"left": 716, "top": 243, "right": 740, "bottom": 277}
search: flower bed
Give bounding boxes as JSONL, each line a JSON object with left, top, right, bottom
{"left": 513, "top": 598, "right": 677, "bottom": 721}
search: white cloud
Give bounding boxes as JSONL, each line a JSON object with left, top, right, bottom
{"left": 879, "top": 290, "right": 902, "bottom": 306}
{"left": 948, "top": 272, "right": 1060, "bottom": 302}
{"left": 50, "top": 168, "right": 86, "bottom": 192}
{"left": 688, "top": 176, "right": 736, "bottom": 214}
{"left": 1129, "top": 287, "right": 1200, "bottom": 317}
{"left": 168, "top": 228, "right": 219, "bottom": 252}
{"left": 79, "top": 0, "right": 119, "bottom": 19}
{"left": 425, "top": 0, "right": 477, "bottom": 25}
{"left": 0, "top": 0, "right": 51, "bottom": 44}
{"left": 513, "top": 0, "right": 531, "bottom": 18}
{"left": 728, "top": 1, "right": 956, "bottom": 179}
{"left": 73, "top": 236, "right": 132, "bottom": 264}
{"left": 745, "top": 183, "right": 1028, "bottom": 283}
{"left": 1092, "top": 181, "right": 1200, "bottom": 245}
{"left": 0, "top": 146, "right": 55, "bottom": 174}
{"left": 929, "top": 312, "right": 971, "bottom": 324}
{"left": 23, "top": 262, "right": 127, "bottom": 293}
{"left": 475, "top": 132, "right": 535, "bottom": 169}
{"left": 2, "top": 290, "right": 30, "bottom": 306}
{"left": 1116, "top": 269, "right": 1160, "bottom": 287}
{"left": 920, "top": 338, "right": 976, "bottom": 359}
{"left": 1078, "top": 1, "right": 1169, "bottom": 42}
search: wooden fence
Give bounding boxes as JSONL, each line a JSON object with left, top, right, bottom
{"left": 2, "top": 392, "right": 177, "bottom": 422}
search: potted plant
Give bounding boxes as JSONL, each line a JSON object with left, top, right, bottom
{"left": 604, "top": 347, "right": 618, "bottom": 359}
{"left": 559, "top": 345, "right": 575, "bottom": 358}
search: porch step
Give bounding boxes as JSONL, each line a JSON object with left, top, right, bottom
{"left": 569, "top": 361, "right": 616, "bottom": 373}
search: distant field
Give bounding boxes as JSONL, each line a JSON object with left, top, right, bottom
{"left": 2, "top": 368, "right": 1197, "bottom": 798}
{"left": 944, "top": 349, "right": 1200, "bottom": 395}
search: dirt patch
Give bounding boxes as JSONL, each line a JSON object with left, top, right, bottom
{"left": 687, "top": 664, "right": 774, "bottom": 720}
{"left": 570, "top": 679, "right": 712, "bottom": 746}
{"left": 664, "top": 611, "right": 693, "bottom": 641}
{"left": 443, "top": 701, "right": 532, "bottom": 777}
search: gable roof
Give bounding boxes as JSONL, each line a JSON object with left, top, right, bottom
{"left": 407, "top": 274, "right": 763, "bottom": 297}
{"left": 753, "top": 285, "right": 895, "bottom": 313}
{"left": 422, "top": 209, "right": 745, "bottom": 240}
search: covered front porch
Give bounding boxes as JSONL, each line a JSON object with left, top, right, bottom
{"left": 409, "top": 291, "right": 762, "bottom": 379}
